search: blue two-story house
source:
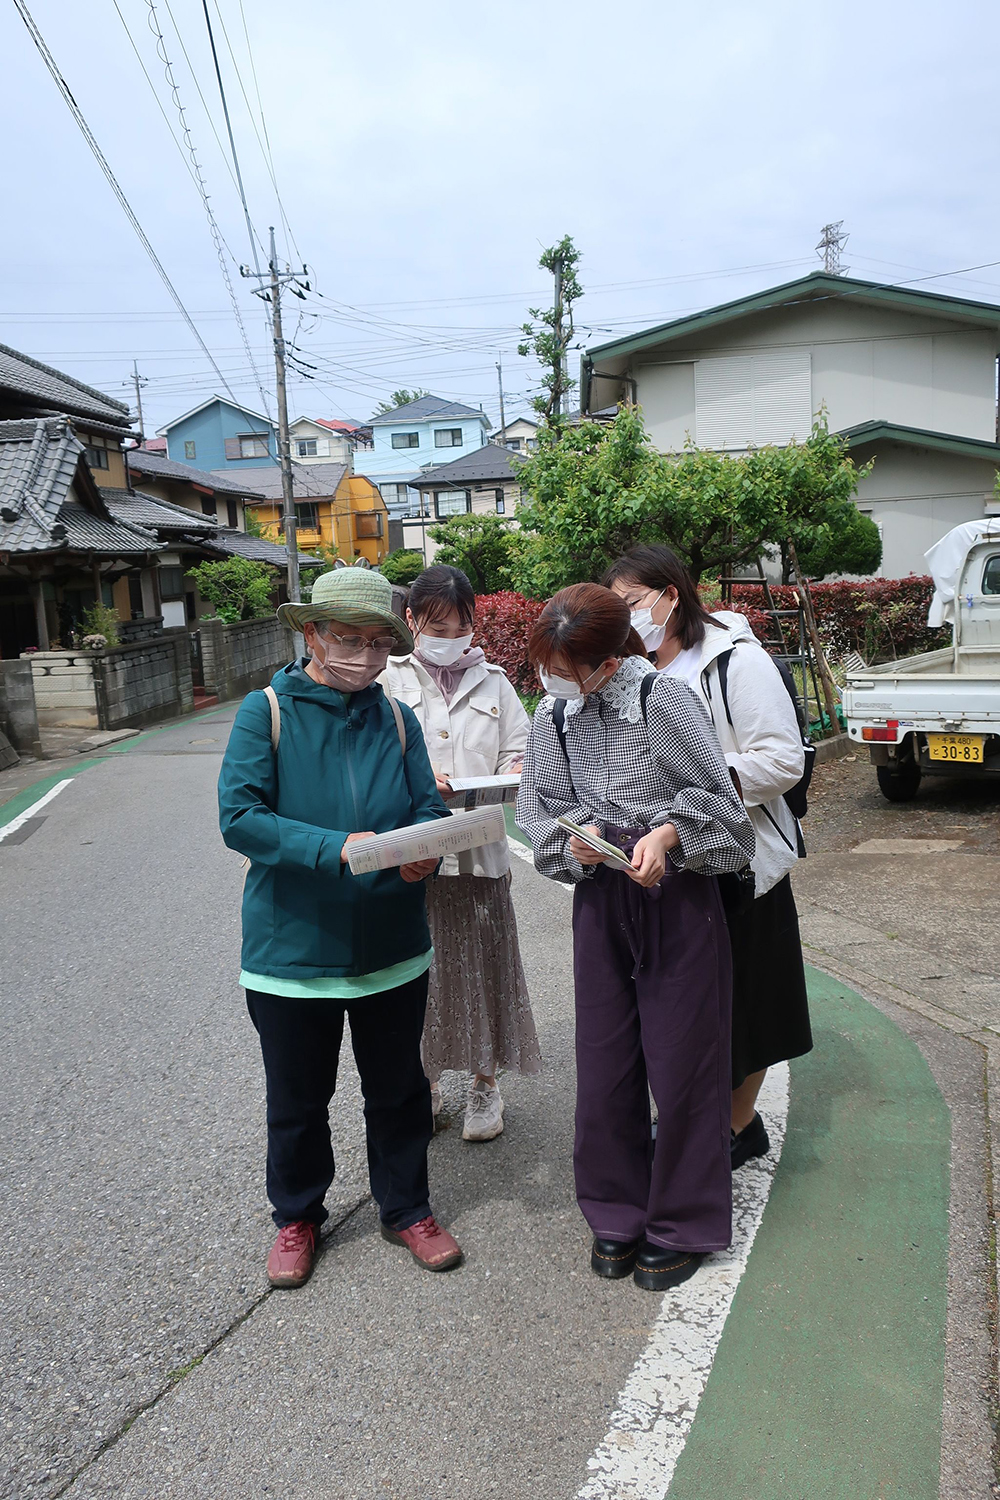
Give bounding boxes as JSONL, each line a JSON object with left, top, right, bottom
{"left": 356, "top": 395, "right": 491, "bottom": 517}
{"left": 158, "top": 396, "right": 276, "bottom": 471}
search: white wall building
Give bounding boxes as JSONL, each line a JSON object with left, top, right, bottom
{"left": 288, "top": 416, "right": 354, "bottom": 465}
{"left": 582, "top": 272, "right": 1000, "bottom": 578}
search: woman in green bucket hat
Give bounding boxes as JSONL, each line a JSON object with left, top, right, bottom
{"left": 219, "top": 564, "right": 463, "bottom": 1286}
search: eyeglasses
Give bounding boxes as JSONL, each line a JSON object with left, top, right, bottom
{"left": 319, "top": 627, "right": 396, "bottom": 657}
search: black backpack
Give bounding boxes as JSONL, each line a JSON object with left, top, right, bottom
{"left": 715, "top": 647, "right": 814, "bottom": 821}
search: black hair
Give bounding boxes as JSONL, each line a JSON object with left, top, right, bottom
{"left": 407, "top": 564, "right": 476, "bottom": 630}
{"left": 601, "top": 544, "right": 722, "bottom": 652}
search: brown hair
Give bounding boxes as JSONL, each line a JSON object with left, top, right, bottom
{"left": 601, "top": 544, "right": 722, "bottom": 652}
{"left": 528, "top": 582, "right": 647, "bottom": 677}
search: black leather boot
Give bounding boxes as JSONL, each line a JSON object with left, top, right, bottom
{"left": 591, "top": 1237, "right": 641, "bottom": 1279}
{"left": 633, "top": 1242, "right": 704, "bottom": 1291}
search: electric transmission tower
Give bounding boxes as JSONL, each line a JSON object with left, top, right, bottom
{"left": 816, "top": 221, "right": 849, "bottom": 276}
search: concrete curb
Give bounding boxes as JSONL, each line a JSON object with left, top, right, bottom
{"left": 813, "top": 731, "right": 853, "bottom": 764}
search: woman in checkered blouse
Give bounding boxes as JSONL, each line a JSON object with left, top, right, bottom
{"left": 515, "top": 584, "right": 754, "bottom": 1291}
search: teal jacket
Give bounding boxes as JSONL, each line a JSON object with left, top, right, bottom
{"left": 218, "top": 662, "right": 450, "bottom": 980}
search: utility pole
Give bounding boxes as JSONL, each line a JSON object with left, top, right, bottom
{"left": 131, "top": 360, "right": 148, "bottom": 441}
{"left": 816, "top": 221, "right": 849, "bottom": 276}
{"left": 242, "top": 227, "right": 310, "bottom": 604}
{"left": 496, "top": 355, "right": 507, "bottom": 444}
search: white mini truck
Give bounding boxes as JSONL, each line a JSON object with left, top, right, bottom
{"left": 842, "top": 523, "right": 1000, "bottom": 802}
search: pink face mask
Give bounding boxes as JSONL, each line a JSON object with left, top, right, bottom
{"left": 311, "top": 633, "right": 390, "bottom": 692}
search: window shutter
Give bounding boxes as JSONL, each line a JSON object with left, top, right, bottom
{"left": 695, "top": 357, "right": 754, "bottom": 449}
{"left": 695, "top": 351, "right": 811, "bottom": 449}
{"left": 316, "top": 438, "right": 330, "bottom": 457}
{"left": 224, "top": 438, "right": 241, "bottom": 460}
{"left": 749, "top": 351, "right": 812, "bottom": 445}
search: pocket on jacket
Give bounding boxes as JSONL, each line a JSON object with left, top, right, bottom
{"left": 465, "top": 697, "right": 502, "bottom": 756}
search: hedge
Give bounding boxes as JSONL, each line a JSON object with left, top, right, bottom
{"left": 472, "top": 577, "right": 947, "bottom": 689}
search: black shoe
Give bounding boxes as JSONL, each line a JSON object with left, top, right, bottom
{"left": 591, "top": 1236, "right": 641, "bottom": 1279}
{"left": 633, "top": 1242, "right": 704, "bottom": 1291}
{"left": 731, "top": 1112, "right": 770, "bottom": 1171}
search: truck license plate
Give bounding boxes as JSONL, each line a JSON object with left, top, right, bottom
{"left": 927, "top": 733, "right": 984, "bottom": 763}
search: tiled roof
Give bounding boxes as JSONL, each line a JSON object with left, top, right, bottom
{"left": 199, "top": 528, "right": 315, "bottom": 569}
{"left": 315, "top": 418, "right": 366, "bottom": 433}
{"left": 369, "top": 396, "right": 486, "bottom": 427}
{"left": 0, "top": 343, "right": 132, "bottom": 426}
{"left": 411, "top": 444, "right": 525, "bottom": 488}
{"left": 213, "top": 461, "right": 347, "bottom": 500}
{"left": 55, "top": 502, "right": 159, "bottom": 555}
{"left": 101, "top": 487, "right": 218, "bottom": 535}
{"left": 125, "top": 447, "right": 266, "bottom": 497}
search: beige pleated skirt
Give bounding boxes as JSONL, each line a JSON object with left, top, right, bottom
{"left": 422, "top": 871, "right": 541, "bottom": 1077}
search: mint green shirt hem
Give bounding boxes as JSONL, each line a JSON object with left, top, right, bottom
{"left": 240, "top": 947, "right": 432, "bottom": 1000}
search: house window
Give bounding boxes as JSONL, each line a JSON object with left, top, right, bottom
{"left": 435, "top": 489, "right": 471, "bottom": 518}
{"left": 84, "top": 445, "right": 109, "bottom": 469}
{"left": 226, "top": 500, "right": 239, "bottom": 529}
{"left": 184, "top": 440, "right": 196, "bottom": 460}
{"left": 694, "top": 351, "right": 812, "bottom": 450}
{"left": 239, "top": 432, "right": 270, "bottom": 458}
{"left": 296, "top": 438, "right": 318, "bottom": 457}
{"left": 434, "top": 428, "right": 463, "bottom": 448}
{"left": 391, "top": 432, "right": 420, "bottom": 449}
{"left": 159, "top": 566, "right": 184, "bottom": 599}
{"left": 200, "top": 497, "right": 217, "bottom": 518}
{"left": 355, "top": 511, "right": 384, "bottom": 540}
{"left": 294, "top": 502, "right": 320, "bottom": 531}
{"left": 982, "top": 555, "right": 1000, "bottom": 595}
{"left": 495, "top": 491, "right": 506, "bottom": 515}
{"left": 527, "top": 438, "right": 538, "bottom": 450}
{"left": 505, "top": 438, "right": 521, "bottom": 451}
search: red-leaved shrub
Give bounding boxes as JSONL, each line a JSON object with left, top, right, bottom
{"left": 474, "top": 591, "right": 546, "bottom": 692}
{"left": 730, "top": 577, "right": 948, "bottom": 662}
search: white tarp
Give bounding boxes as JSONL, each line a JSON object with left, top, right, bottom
{"left": 925, "top": 520, "right": 1000, "bottom": 627}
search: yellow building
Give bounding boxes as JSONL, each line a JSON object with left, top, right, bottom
{"left": 222, "top": 463, "right": 389, "bottom": 568}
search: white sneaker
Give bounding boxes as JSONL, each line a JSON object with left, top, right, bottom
{"left": 462, "top": 1079, "right": 504, "bottom": 1142}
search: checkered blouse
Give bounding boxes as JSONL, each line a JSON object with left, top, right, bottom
{"left": 515, "top": 654, "right": 755, "bottom": 884}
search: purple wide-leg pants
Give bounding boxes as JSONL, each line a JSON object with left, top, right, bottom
{"left": 572, "top": 835, "right": 733, "bottom": 1252}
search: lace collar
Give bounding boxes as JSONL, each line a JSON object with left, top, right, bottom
{"left": 554, "top": 652, "right": 656, "bottom": 721}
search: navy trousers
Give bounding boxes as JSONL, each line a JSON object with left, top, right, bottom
{"left": 246, "top": 974, "right": 433, "bottom": 1232}
{"left": 571, "top": 833, "right": 733, "bottom": 1252}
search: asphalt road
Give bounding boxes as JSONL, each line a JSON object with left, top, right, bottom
{"left": 0, "top": 709, "right": 661, "bottom": 1500}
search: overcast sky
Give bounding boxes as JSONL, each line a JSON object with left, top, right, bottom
{"left": 2, "top": 0, "right": 998, "bottom": 437}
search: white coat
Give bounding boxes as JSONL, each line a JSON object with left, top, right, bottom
{"left": 382, "top": 654, "right": 529, "bottom": 878}
{"left": 663, "top": 611, "right": 805, "bottom": 897}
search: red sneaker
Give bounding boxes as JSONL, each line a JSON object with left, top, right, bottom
{"left": 266, "top": 1221, "right": 318, "bottom": 1288}
{"left": 381, "top": 1214, "right": 462, "bottom": 1271}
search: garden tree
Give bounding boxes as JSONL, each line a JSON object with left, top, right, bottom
{"left": 374, "top": 388, "right": 430, "bottom": 415}
{"left": 186, "top": 557, "right": 275, "bottom": 623}
{"left": 791, "top": 500, "right": 882, "bottom": 581}
{"left": 243, "top": 507, "right": 266, "bottom": 539}
{"left": 380, "top": 548, "right": 425, "bottom": 587}
{"left": 517, "top": 235, "right": 583, "bottom": 420}
{"left": 426, "top": 513, "right": 519, "bottom": 595}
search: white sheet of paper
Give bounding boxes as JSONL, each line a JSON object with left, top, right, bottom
{"left": 346, "top": 806, "right": 507, "bottom": 874}
{"left": 556, "top": 815, "right": 635, "bottom": 869}
{"left": 443, "top": 773, "right": 520, "bottom": 809}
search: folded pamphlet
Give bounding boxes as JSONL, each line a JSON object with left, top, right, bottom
{"left": 347, "top": 806, "right": 507, "bottom": 875}
{"left": 556, "top": 815, "right": 635, "bottom": 870}
{"left": 442, "top": 773, "right": 521, "bottom": 810}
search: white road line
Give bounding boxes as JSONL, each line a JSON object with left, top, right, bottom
{"left": 578, "top": 1064, "right": 790, "bottom": 1500}
{"left": 509, "top": 830, "right": 791, "bottom": 1498}
{"left": 0, "top": 779, "right": 74, "bottom": 843}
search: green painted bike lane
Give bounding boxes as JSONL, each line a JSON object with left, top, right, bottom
{"left": 669, "top": 967, "right": 950, "bottom": 1500}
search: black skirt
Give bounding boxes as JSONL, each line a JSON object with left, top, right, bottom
{"left": 727, "top": 874, "right": 812, "bottom": 1089}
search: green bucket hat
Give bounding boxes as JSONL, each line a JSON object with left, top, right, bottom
{"left": 276, "top": 565, "right": 413, "bottom": 653}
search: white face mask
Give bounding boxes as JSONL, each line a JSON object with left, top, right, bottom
{"left": 538, "top": 662, "right": 609, "bottom": 702}
{"left": 415, "top": 631, "right": 474, "bottom": 667}
{"left": 630, "top": 590, "right": 676, "bottom": 652}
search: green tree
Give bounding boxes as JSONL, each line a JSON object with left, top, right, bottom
{"left": 426, "top": 513, "right": 518, "bottom": 594}
{"left": 243, "top": 506, "right": 266, "bottom": 539}
{"left": 517, "top": 235, "right": 583, "bottom": 421}
{"left": 374, "top": 388, "right": 431, "bottom": 415}
{"left": 380, "top": 548, "right": 425, "bottom": 586}
{"left": 186, "top": 557, "right": 275, "bottom": 623}
{"left": 793, "top": 501, "right": 882, "bottom": 580}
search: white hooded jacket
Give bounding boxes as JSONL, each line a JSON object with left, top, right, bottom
{"left": 662, "top": 611, "right": 805, "bottom": 897}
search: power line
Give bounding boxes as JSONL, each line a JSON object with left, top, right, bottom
{"left": 138, "top": 0, "right": 271, "bottom": 414}
{"left": 199, "top": 0, "right": 263, "bottom": 282}
{"left": 11, "top": 0, "right": 237, "bottom": 401}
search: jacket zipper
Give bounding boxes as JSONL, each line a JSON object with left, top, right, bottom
{"left": 343, "top": 707, "right": 366, "bottom": 974}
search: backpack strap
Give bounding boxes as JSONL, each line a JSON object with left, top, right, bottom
{"left": 387, "top": 694, "right": 407, "bottom": 754}
{"left": 552, "top": 698, "right": 568, "bottom": 761}
{"left": 716, "top": 649, "right": 736, "bottom": 730}
{"left": 263, "top": 684, "right": 280, "bottom": 750}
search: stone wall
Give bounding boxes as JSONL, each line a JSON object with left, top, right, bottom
{"left": 198, "top": 617, "right": 289, "bottom": 701}
{"left": 0, "top": 660, "right": 41, "bottom": 756}
{"left": 26, "top": 651, "right": 100, "bottom": 729}
{"left": 92, "top": 636, "right": 194, "bottom": 729}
